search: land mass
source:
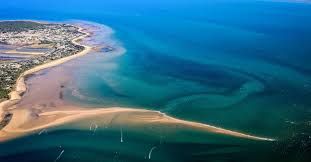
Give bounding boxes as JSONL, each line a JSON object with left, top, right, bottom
{"left": 0, "top": 21, "right": 86, "bottom": 99}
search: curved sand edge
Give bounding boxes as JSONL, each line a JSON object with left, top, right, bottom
{"left": 0, "top": 24, "right": 92, "bottom": 118}
{"left": 0, "top": 107, "right": 275, "bottom": 142}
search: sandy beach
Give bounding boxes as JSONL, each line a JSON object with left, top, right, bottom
{"left": 0, "top": 25, "right": 92, "bottom": 119}
{"left": 0, "top": 106, "right": 275, "bottom": 142}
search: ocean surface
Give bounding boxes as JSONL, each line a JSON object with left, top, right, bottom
{"left": 1, "top": 0, "right": 311, "bottom": 161}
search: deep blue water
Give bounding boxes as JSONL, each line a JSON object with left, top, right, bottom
{"left": 1, "top": 0, "right": 311, "bottom": 162}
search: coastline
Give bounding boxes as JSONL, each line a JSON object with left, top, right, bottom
{"left": 0, "top": 106, "right": 275, "bottom": 142}
{"left": 0, "top": 24, "right": 92, "bottom": 119}
{"left": 0, "top": 21, "right": 276, "bottom": 143}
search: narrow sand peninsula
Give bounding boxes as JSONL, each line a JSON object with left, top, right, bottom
{"left": 0, "top": 107, "right": 275, "bottom": 142}
{"left": 0, "top": 22, "right": 275, "bottom": 143}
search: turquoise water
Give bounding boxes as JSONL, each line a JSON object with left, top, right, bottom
{"left": 1, "top": 0, "right": 311, "bottom": 161}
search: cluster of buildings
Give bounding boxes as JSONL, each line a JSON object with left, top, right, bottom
{"left": 0, "top": 22, "right": 85, "bottom": 99}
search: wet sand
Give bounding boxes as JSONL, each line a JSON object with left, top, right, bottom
{"left": 0, "top": 25, "right": 92, "bottom": 119}
{"left": 0, "top": 106, "right": 275, "bottom": 142}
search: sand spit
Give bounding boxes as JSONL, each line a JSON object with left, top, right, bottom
{"left": 0, "top": 107, "right": 275, "bottom": 142}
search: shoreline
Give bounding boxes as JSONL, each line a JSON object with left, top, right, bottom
{"left": 0, "top": 106, "right": 275, "bottom": 142}
{"left": 0, "top": 23, "right": 92, "bottom": 119}
{"left": 0, "top": 20, "right": 275, "bottom": 143}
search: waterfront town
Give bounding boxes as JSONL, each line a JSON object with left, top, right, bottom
{"left": 0, "top": 21, "right": 86, "bottom": 100}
